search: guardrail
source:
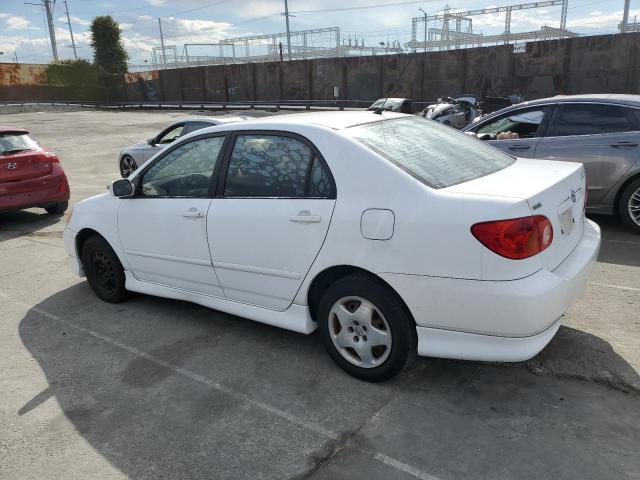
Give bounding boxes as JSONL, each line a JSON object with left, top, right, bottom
{"left": 0, "top": 99, "right": 436, "bottom": 112}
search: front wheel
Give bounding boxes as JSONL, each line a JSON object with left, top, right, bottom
{"left": 619, "top": 177, "right": 640, "bottom": 233}
{"left": 81, "top": 236, "right": 130, "bottom": 303}
{"left": 119, "top": 155, "right": 138, "bottom": 178}
{"left": 317, "top": 274, "right": 417, "bottom": 382}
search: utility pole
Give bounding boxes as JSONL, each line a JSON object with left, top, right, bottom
{"left": 14, "top": 51, "right": 19, "bottom": 64}
{"left": 419, "top": 7, "right": 427, "bottom": 53}
{"left": 157, "top": 18, "right": 166, "bottom": 64}
{"left": 64, "top": 0, "right": 77, "bottom": 60}
{"left": 621, "top": 0, "right": 631, "bottom": 31}
{"left": 25, "top": 0, "right": 58, "bottom": 61}
{"left": 282, "top": 0, "right": 292, "bottom": 61}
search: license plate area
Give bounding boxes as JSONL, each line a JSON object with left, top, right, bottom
{"left": 558, "top": 205, "right": 575, "bottom": 237}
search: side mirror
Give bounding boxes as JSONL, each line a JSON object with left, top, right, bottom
{"left": 112, "top": 179, "right": 134, "bottom": 198}
{"left": 147, "top": 138, "right": 155, "bottom": 146}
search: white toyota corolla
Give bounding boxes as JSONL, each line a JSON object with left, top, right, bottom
{"left": 64, "top": 111, "right": 601, "bottom": 381}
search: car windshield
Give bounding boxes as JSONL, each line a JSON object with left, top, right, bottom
{"left": 369, "top": 98, "right": 403, "bottom": 111}
{"left": 0, "top": 133, "right": 39, "bottom": 155}
{"left": 348, "top": 116, "right": 515, "bottom": 189}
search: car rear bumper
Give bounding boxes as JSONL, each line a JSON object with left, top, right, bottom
{"left": 380, "top": 218, "right": 601, "bottom": 362}
{"left": 0, "top": 163, "right": 70, "bottom": 212}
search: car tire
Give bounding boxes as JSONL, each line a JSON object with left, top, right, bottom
{"left": 619, "top": 177, "right": 640, "bottom": 234}
{"left": 317, "top": 274, "right": 417, "bottom": 382}
{"left": 45, "top": 201, "right": 68, "bottom": 215}
{"left": 119, "top": 155, "right": 138, "bottom": 178}
{"left": 81, "top": 235, "right": 130, "bottom": 303}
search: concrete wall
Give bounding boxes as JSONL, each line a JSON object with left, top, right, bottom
{"left": 3, "top": 33, "right": 640, "bottom": 103}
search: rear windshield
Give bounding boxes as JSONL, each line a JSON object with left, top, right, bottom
{"left": 348, "top": 116, "right": 515, "bottom": 189}
{"left": 0, "top": 133, "right": 39, "bottom": 155}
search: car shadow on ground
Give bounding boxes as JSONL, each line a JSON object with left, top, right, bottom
{"left": 16, "top": 283, "right": 640, "bottom": 480}
{"left": 588, "top": 214, "right": 640, "bottom": 267}
{"left": 0, "top": 209, "right": 63, "bottom": 242}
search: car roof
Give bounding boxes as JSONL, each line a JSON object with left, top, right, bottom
{"left": 522, "top": 93, "right": 640, "bottom": 107}
{"left": 168, "top": 115, "right": 252, "bottom": 126}
{"left": 236, "top": 110, "right": 408, "bottom": 130}
{"left": 0, "top": 126, "right": 28, "bottom": 134}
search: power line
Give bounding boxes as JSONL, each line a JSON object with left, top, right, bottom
{"left": 291, "top": 0, "right": 432, "bottom": 14}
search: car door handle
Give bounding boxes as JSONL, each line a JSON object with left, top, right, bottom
{"left": 610, "top": 142, "right": 638, "bottom": 149}
{"left": 182, "top": 208, "right": 204, "bottom": 218}
{"left": 508, "top": 144, "right": 531, "bottom": 150}
{"left": 289, "top": 211, "right": 322, "bottom": 223}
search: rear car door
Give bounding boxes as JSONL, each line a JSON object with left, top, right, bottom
{"left": 534, "top": 103, "right": 640, "bottom": 205}
{"left": 207, "top": 132, "right": 336, "bottom": 310}
{"left": 117, "top": 134, "right": 227, "bottom": 296}
{"left": 471, "top": 105, "right": 555, "bottom": 158}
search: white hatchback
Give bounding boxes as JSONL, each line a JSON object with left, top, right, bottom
{"left": 64, "top": 111, "right": 601, "bottom": 381}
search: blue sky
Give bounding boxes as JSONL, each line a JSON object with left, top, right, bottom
{"left": 0, "top": 0, "right": 637, "bottom": 65}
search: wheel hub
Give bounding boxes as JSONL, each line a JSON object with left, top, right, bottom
{"left": 328, "top": 296, "right": 392, "bottom": 369}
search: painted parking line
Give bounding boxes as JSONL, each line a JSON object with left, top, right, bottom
{"left": 589, "top": 282, "right": 640, "bottom": 293}
{"left": 2, "top": 292, "right": 441, "bottom": 480}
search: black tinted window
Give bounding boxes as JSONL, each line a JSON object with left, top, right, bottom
{"left": 551, "top": 104, "right": 635, "bottom": 136}
{"left": 308, "top": 156, "right": 334, "bottom": 197}
{"left": 141, "top": 136, "right": 224, "bottom": 197}
{"left": 224, "top": 135, "right": 313, "bottom": 197}
{"left": 186, "top": 121, "right": 214, "bottom": 134}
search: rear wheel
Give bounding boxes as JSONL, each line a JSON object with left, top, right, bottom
{"left": 120, "top": 155, "right": 137, "bottom": 178}
{"left": 45, "top": 201, "right": 68, "bottom": 214}
{"left": 81, "top": 236, "right": 130, "bottom": 303}
{"left": 618, "top": 177, "right": 640, "bottom": 233}
{"left": 317, "top": 274, "right": 416, "bottom": 382}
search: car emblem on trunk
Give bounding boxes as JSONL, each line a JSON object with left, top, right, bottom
{"left": 570, "top": 189, "right": 576, "bottom": 203}
{"left": 5, "top": 162, "right": 18, "bottom": 170}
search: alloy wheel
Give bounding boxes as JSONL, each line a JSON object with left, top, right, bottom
{"left": 629, "top": 186, "right": 640, "bottom": 227}
{"left": 328, "top": 296, "right": 392, "bottom": 368}
{"left": 120, "top": 156, "right": 137, "bottom": 178}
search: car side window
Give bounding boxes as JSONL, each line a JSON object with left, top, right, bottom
{"left": 185, "top": 121, "right": 214, "bottom": 134}
{"left": 157, "top": 124, "right": 185, "bottom": 144}
{"left": 140, "top": 136, "right": 225, "bottom": 197}
{"left": 477, "top": 107, "right": 550, "bottom": 139}
{"left": 549, "top": 104, "right": 636, "bottom": 137}
{"left": 308, "top": 156, "right": 334, "bottom": 197}
{"left": 224, "top": 134, "right": 314, "bottom": 197}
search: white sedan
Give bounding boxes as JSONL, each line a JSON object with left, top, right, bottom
{"left": 64, "top": 111, "right": 601, "bottom": 381}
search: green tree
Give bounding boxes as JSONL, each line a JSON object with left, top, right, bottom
{"left": 90, "top": 15, "right": 128, "bottom": 88}
{"left": 44, "top": 59, "right": 100, "bottom": 100}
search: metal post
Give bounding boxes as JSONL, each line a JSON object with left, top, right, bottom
{"left": 283, "top": 0, "right": 292, "bottom": 61}
{"left": 158, "top": 18, "right": 166, "bottom": 64}
{"left": 44, "top": 0, "right": 58, "bottom": 61}
{"left": 560, "top": 0, "right": 568, "bottom": 31}
{"left": 64, "top": 1, "right": 77, "bottom": 60}
{"left": 419, "top": 8, "right": 428, "bottom": 53}
{"left": 621, "top": 0, "right": 631, "bottom": 31}
{"left": 14, "top": 51, "right": 19, "bottom": 64}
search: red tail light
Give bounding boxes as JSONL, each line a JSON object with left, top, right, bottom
{"left": 41, "top": 150, "right": 60, "bottom": 163}
{"left": 471, "top": 215, "right": 553, "bottom": 260}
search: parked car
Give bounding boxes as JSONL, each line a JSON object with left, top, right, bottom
{"left": 118, "top": 115, "right": 250, "bottom": 177}
{"left": 463, "top": 94, "right": 640, "bottom": 232}
{"left": 367, "top": 98, "right": 414, "bottom": 114}
{"left": 0, "top": 127, "right": 69, "bottom": 214}
{"left": 423, "top": 96, "right": 481, "bottom": 129}
{"left": 65, "top": 111, "right": 600, "bottom": 381}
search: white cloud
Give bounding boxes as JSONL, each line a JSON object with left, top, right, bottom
{"left": 57, "top": 15, "right": 91, "bottom": 27}
{"left": 0, "top": 13, "right": 38, "bottom": 30}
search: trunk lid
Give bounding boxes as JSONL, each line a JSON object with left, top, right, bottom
{"left": 0, "top": 149, "right": 52, "bottom": 183}
{"left": 445, "top": 158, "right": 586, "bottom": 272}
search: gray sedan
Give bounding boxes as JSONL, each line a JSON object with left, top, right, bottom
{"left": 463, "top": 94, "right": 640, "bottom": 232}
{"left": 118, "top": 115, "right": 249, "bottom": 178}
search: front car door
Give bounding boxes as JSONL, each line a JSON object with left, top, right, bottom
{"left": 117, "top": 134, "right": 227, "bottom": 296}
{"left": 207, "top": 131, "right": 336, "bottom": 310}
{"left": 470, "top": 104, "right": 555, "bottom": 158}
{"left": 534, "top": 102, "right": 640, "bottom": 206}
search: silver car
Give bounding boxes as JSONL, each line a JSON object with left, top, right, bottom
{"left": 118, "top": 115, "right": 249, "bottom": 178}
{"left": 463, "top": 94, "right": 640, "bottom": 233}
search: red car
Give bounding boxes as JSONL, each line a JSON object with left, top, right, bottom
{"left": 0, "top": 126, "right": 69, "bottom": 214}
